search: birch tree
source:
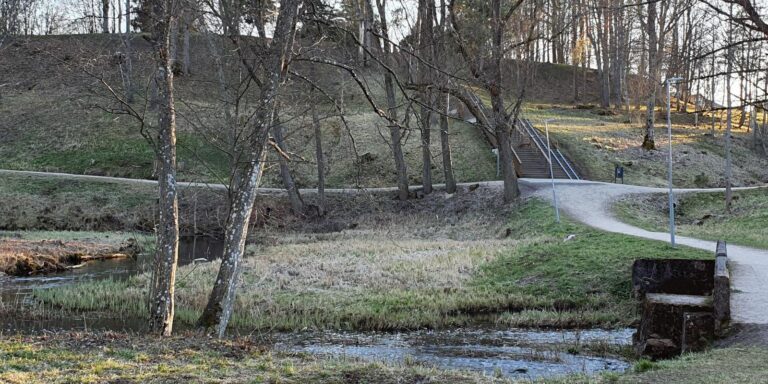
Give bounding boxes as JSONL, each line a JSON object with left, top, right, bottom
{"left": 146, "top": 0, "right": 180, "bottom": 337}
{"left": 198, "top": 0, "right": 303, "bottom": 338}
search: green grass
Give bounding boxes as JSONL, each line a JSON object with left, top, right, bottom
{"left": 33, "top": 199, "right": 711, "bottom": 332}
{"left": 26, "top": 133, "right": 229, "bottom": 182}
{"left": 614, "top": 189, "right": 768, "bottom": 249}
{"left": 616, "top": 347, "right": 768, "bottom": 383}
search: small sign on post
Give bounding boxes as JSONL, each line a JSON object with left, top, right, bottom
{"left": 614, "top": 165, "right": 625, "bottom": 184}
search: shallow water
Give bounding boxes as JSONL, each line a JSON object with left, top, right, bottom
{"left": 0, "top": 235, "right": 223, "bottom": 318}
{"left": 275, "top": 329, "right": 632, "bottom": 380}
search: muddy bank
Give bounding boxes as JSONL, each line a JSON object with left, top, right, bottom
{"left": 0, "top": 238, "right": 140, "bottom": 276}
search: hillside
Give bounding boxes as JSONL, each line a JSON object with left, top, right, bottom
{"left": 0, "top": 34, "right": 604, "bottom": 188}
{"left": 1, "top": 34, "right": 767, "bottom": 189}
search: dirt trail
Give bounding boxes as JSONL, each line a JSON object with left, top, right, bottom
{"left": 522, "top": 179, "right": 768, "bottom": 326}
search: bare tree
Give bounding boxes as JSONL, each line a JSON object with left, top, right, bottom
{"left": 417, "top": 0, "right": 435, "bottom": 195}
{"left": 198, "top": 0, "right": 303, "bottom": 338}
{"left": 641, "top": 0, "right": 689, "bottom": 150}
{"left": 101, "top": 0, "right": 109, "bottom": 33}
{"left": 145, "top": 0, "right": 180, "bottom": 337}
{"left": 437, "top": 0, "right": 456, "bottom": 194}
{"left": 374, "top": 0, "right": 409, "bottom": 200}
{"left": 449, "top": 0, "right": 533, "bottom": 202}
{"left": 273, "top": 106, "right": 305, "bottom": 214}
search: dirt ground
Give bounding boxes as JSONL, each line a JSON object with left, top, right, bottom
{"left": 0, "top": 237, "right": 140, "bottom": 276}
{"left": 718, "top": 324, "right": 768, "bottom": 348}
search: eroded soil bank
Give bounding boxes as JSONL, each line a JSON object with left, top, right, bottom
{"left": 0, "top": 237, "right": 140, "bottom": 276}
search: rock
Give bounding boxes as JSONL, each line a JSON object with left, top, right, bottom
{"left": 513, "top": 368, "right": 528, "bottom": 374}
{"left": 468, "top": 183, "right": 480, "bottom": 192}
{"left": 641, "top": 338, "right": 678, "bottom": 359}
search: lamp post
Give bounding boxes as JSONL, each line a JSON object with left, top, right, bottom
{"left": 544, "top": 119, "right": 560, "bottom": 223}
{"left": 666, "top": 77, "right": 683, "bottom": 247}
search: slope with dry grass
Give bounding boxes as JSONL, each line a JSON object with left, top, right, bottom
{"left": 522, "top": 104, "right": 768, "bottom": 187}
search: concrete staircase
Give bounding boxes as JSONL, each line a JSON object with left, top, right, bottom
{"left": 511, "top": 119, "right": 580, "bottom": 180}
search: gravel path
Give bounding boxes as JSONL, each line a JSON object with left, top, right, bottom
{"left": 522, "top": 179, "right": 768, "bottom": 325}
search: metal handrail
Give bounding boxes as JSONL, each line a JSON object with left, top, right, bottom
{"left": 522, "top": 119, "right": 569, "bottom": 177}
{"left": 521, "top": 119, "right": 580, "bottom": 180}
{"left": 555, "top": 147, "right": 580, "bottom": 180}
{"left": 517, "top": 119, "right": 550, "bottom": 163}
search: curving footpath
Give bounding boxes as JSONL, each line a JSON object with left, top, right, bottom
{"left": 522, "top": 179, "right": 768, "bottom": 326}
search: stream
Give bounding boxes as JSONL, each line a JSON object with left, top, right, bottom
{"left": 0, "top": 235, "right": 632, "bottom": 380}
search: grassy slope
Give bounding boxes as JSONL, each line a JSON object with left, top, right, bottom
{"left": 0, "top": 35, "right": 497, "bottom": 188}
{"left": 613, "top": 189, "right": 768, "bottom": 249}
{"left": 0, "top": 174, "right": 157, "bottom": 231}
{"left": 29, "top": 191, "right": 710, "bottom": 331}
{"left": 8, "top": 36, "right": 767, "bottom": 190}
{"left": 520, "top": 104, "right": 768, "bottom": 188}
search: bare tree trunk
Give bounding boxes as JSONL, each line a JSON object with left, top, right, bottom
{"left": 437, "top": 0, "right": 455, "bottom": 194}
{"left": 642, "top": 0, "right": 658, "bottom": 150}
{"left": 102, "top": 0, "right": 109, "bottom": 33}
{"left": 182, "top": 9, "right": 190, "bottom": 75}
{"left": 490, "top": 0, "right": 519, "bottom": 202}
{"left": 148, "top": 0, "right": 179, "bottom": 337}
{"left": 311, "top": 88, "right": 326, "bottom": 215}
{"left": 419, "top": 104, "right": 433, "bottom": 193}
{"left": 440, "top": 93, "right": 456, "bottom": 193}
{"left": 711, "top": 37, "right": 716, "bottom": 136}
{"left": 417, "top": 0, "right": 435, "bottom": 195}
{"left": 125, "top": 0, "right": 130, "bottom": 32}
{"left": 273, "top": 109, "right": 304, "bottom": 214}
{"left": 725, "top": 7, "right": 734, "bottom": 212}
{"left": 169, "top": 17, "right": 178, "bottom": 66}
{"left": 198, "top": 0, "right": 302, "bottom": 338}
{"left": 375, "top": 0, "right": 409, "bottom": 200}
{"left": 571, "top": 0, "right": 580, "bottom": 102}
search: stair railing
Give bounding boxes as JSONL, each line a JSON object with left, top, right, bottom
{"left": 519, "top": 119, "right": 580, "bottom": 180}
